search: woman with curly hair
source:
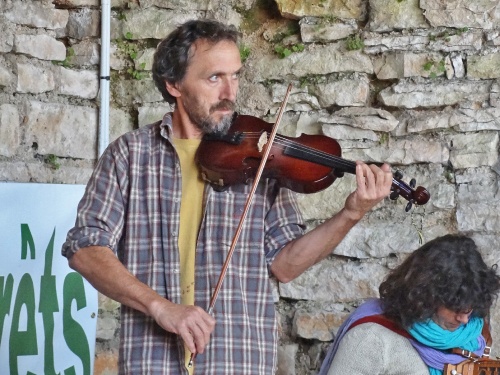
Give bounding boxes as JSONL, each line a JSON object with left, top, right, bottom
{"left": 319, "top": 234, "right": 500, "bottom": 375}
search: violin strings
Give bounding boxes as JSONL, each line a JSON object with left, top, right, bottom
{"left": 276, "top": 135, "right": 357, "bottom": 171}
{"left": 239, "top": 131, "right": 411, "bottom": 194}
{"left": 239, "top": 131, "right": 357, "bottom": 172}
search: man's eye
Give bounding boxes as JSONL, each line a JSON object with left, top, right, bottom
{"left": 208, "top": 75, "right": 219, "bottom": 82}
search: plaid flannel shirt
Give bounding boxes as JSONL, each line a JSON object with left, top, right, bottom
{"left": 62, "top": 114, "right": 305, "bottom": 374}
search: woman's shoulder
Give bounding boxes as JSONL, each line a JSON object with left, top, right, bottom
{"left": 330, "top": 323, "right": 429, "bottom": 374}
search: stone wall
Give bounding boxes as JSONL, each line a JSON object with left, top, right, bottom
{"left": 2, "top": 0, "right": 500, "bottom": 374}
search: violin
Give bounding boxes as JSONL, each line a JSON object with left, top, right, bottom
{"left": 195, "top": 113, "right": 430, "bottom": 211}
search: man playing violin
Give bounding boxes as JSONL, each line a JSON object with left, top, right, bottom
{"left": 62, "top": 19, "right": 392, "bottom": 374}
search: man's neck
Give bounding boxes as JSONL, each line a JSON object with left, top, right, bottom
{"left": 171, "top": 109, "right": 204, "bottom": 140}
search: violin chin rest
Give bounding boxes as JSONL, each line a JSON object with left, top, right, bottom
{"left": 210, "top": 183, "right": 228, "bottom": 192}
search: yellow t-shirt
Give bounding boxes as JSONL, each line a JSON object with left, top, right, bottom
{"left": 172, "top": 138, "right": 205, "bottom": 374}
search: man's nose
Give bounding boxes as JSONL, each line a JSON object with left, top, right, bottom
{"left": 220, "top": 78, "right": 238, "bottom": 101}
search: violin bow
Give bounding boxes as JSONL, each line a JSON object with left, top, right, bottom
{"left": 188, "top": 83, "right": 293, "bottom": 368}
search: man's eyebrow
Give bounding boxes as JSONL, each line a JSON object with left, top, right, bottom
{"left": 210, "top": 66, "right": 244, "bottom": 77}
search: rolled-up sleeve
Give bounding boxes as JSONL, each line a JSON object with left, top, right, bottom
{"left": 62, "top": 141, "right": 129, "bottom": 258}
{"left": 264, "top": 186, "right": 305, "bottom": 264}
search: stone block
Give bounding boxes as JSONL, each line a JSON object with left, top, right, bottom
{"left": 275, "top": 0, "right": 365, "bottom": 20}
{"left": 292, "top": 309, "right": 348, "bottom": 341}
{"left": 364, "top": 30, "right": 482, "bottom": 54}
{"left": 369, "top": 0, "right": 428, "bottom": 32}
{"left": 0, "top": 62, "right": 13, "bottom": 87}
{"left": 320, "top": 107, "right": 399, "bottom": 132}
{"left": 379, "top": 79, "right": 490, "bottom": 108}
{"left": 404, "top": 108, "right": 454, "bottom": 133}
{"left": 70, "top": 40, "right": 100, "bottom": 67}
{"left": 4, "top": 2, "right": 68, "bottom": 29}
{"left": 59, "top": 67, "right": 99, "bottom": 99}
{"left": 14, "top": 34, "right": 66, "bottom": 61}
{"left": 253, "top": 43, "right": 373, "bottom": 81}
{"left": 93, "top": 351, "right": 119, "bottom": 375}
{"left": 300, "top": 17, "right": 357, "bottom": 43}
{"left": 110, "top": 107, "right": 134, "bottom": 142}
{"left": 0, "top": 104, "right": 20, "bottom": 157}
{"left": 467, "top": 53, "right": 500, "bottom": 79}
{"left": 451, "top": 108, "right": 500, "bottom": 132}
{"left": 421, "top": 0, "right": 500, "bottom": 29}
{"left": 0, "top": 17, "right": 14, "bottom": 53}
{"left": 343, "top": 137, "right": 449, "bottom": 165}
{"left": 137, "top": 104, "right": 172, "bottom": 128}
{"left": 279, "top": 258, "right": 387, "bottom": 302}
{"left": 117, "top": 8, "right": 201, "bottom": 40}
{"left": 67, "top": 8, "right": 100, "bottom": 39}
{"left": 455, "top": 166, "right": 500, "bottom": 235}
{"left": 448, "top": 131, "right": 499, "bottom": 169}
{"left": 25, "top": 101, "right": 98, "bottom": 160}
{"left": 17, "top": 62, "right": 55, "bottom": 94}
{"left": 137, "top": 0, "right": 214, "bottom": 10}
{"left": 0, "top": 160, "right": 94, "bottom": 184}
{"left": 276, "top": 344, "right": 298, "bottom": 375}
{"left": 112, "top": 79, "right": 163, "bottom": 107}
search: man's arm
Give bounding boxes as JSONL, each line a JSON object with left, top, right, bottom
{"left": 68, "top": 245, "right": 215, "bottom": 355}
{"left": 270, "top": 162, "right": 393, "bottom": 283}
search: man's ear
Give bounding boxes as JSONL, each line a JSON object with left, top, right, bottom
{"left": 166, "top": 81, "right": 181, "bottom": 98}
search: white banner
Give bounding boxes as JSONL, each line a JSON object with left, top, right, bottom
{"left": 0, "top": 183, "right": 97, "bottom": 375}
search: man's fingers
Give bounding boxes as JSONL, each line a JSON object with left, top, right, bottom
{"left": 153, "top": 302, "right": 216, "bottom": 354}
{"left": 380, "top": 162, "right": 392, "bottom": 173}
{"left": 355, "top": 161, "right": 392, "bottom": 200}
{"left": 178, "top": 321, "right": 207, "bottom": 354}
{"left": 355, "top": 163, "right": 368, "bottom": 192}
{"left": 179, "top": 307, "right": 216, "bottom": 354}
{"left": 375, "top": 163, "right": 393, "bottom": 194}
{"left": 180, "top": 328, "right": 197, "bottom": 354}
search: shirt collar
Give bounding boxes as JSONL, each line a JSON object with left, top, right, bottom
{"left": 160, "top": 112, "right": 174, "bottom": 140}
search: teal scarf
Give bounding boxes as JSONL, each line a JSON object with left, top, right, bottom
{"left": 409, "top": 316, "right": 483, "bottom": 375}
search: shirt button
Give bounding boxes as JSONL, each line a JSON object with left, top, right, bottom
{"left": 174, "top": 198, "right": 179, "bottom": 203}
{"left": 172, "top": 230, "right": 177, "bottom": 237}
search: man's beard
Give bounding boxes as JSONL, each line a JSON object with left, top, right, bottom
{"left": 186, "top": 99, "right": 236, "bottom": 135}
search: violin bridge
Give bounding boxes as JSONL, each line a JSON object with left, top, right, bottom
{"left": 257, "top": 132, "right": 268, "bottom": 153}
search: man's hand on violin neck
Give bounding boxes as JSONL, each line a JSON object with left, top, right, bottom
{"left": 149, "top": 299, "right": 216, "bottom": 355}
{"left": 344, "top": 162, "right": 393, "bottom": 220}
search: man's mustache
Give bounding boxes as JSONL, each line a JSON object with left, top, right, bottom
{"left": 210, "top": 100, "right": 235, "bottom": 113}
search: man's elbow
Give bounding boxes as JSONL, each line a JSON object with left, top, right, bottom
{"left": 270, "top": 266, "right": 296, "bottom": 284}
{"left": 67, "top": 249, "right": 90, "bottom": 273}
{"left": 67, "top": 252, "right": 80, "bottom": 271}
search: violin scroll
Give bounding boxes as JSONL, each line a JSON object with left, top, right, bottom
{"left": 390, "top": 170, "right": 430, "bottom": 212}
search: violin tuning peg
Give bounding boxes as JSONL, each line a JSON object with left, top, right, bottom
{"left": 390, "top": 191, "right": 400, "bottom": 200}
{"left": 405, "top": 200, "right": 413, "bottom": 212}
{"left": 394, "top": 170, "right": 403, "bottom": 180}
{"left": 410, "top": 178, "right": 416, "bottom": 189}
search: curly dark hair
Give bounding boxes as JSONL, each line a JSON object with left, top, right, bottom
{"left": 379, "top": 234, "right": 500, "bottom": 328}
{"left": 152, "top": 19, "right": 240, "bottom": 104}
